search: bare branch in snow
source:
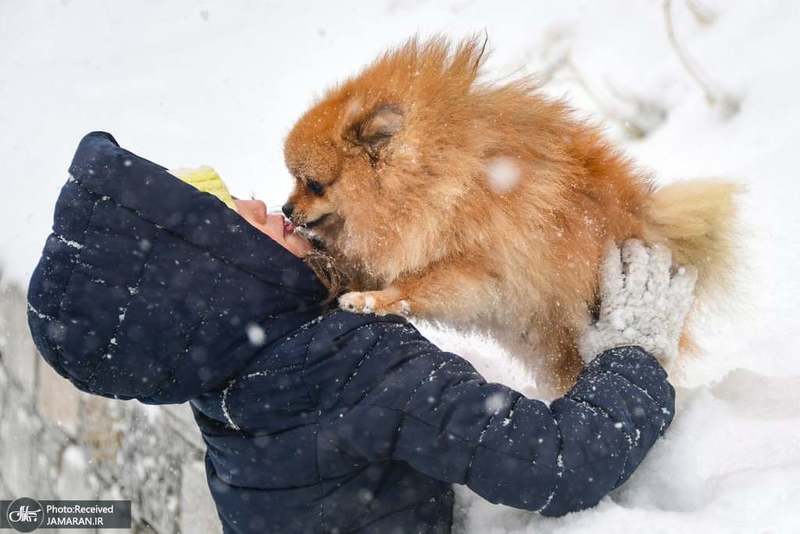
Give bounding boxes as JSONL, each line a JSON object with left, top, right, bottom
{"left": 685, "top": 0, "right": 718, "bottom": 26}
{"left": 604, "top": 80, "right": 668, "bottom": 139}
{"left": 535, "top": 26, "right": 667, "bottom": 140}
{"left": 663, "top": 0, "right": 741, "bottom": 117}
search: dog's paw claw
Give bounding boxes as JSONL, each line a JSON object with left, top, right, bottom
{"left": 339, "top": 292, "right": 375, "bottom": 314}
{"left": 338, "top": 291, "right": 412, "bottom": 317}
{"left": 396, "top": 300, "right": 411, "bottom": 316}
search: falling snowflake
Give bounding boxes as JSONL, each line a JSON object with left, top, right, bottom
{"left": 246, "top": 323, "right": 266, "bottom": 346}
{"left": 485, "top": 156, "right": 521, "bottom": 193}
{"left": 484, "top": 392, "right": 507, "bottom": 414}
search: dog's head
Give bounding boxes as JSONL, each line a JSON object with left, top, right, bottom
{"left": 283, "top": 98, "right": 404, "bottom": 234}
{"left": 282, "top": 37, "right": 493, "bottom": 256}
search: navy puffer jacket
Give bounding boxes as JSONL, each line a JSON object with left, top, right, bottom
{"left": 28, "top": 132, "right": 675, "bottom": 533}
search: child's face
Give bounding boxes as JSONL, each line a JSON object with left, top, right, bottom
{"left": 234, "top": 199, "right": 312, "bottom": 258}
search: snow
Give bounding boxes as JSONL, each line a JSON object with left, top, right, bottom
{"left": 220, "top": 380, "right": 240, "bottom": 432}
{"left": 484, "top": 392, "right": 508, "bottom": 415}
{"left": 245, "top": 323, "right": 266, "bottom": 346}
{"left": 55, "top": 234, "right": 85, "bottom": 250}
{"left": 485, "top": 157, "right": 522, "bottom": 193}
{"left": 2, "top": 0, "right": 799, "bottom": 532}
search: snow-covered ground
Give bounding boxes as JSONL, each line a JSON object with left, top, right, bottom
{"left": 1, "top": 1, "right": 799, "bottom": 532}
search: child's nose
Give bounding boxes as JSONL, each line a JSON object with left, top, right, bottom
{"left": 246, "top": 200, "right": 268, "bottom": 224}
{"left": 256, "top": 201, "right": 268, "bottom": 223}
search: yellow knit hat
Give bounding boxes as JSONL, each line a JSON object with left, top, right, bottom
{"left": 170, "top": 165, "right": 236, "bottom": 210}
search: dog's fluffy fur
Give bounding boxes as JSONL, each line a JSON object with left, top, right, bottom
{"left": 283, "top": 36, "right": 738, "bottom": 393}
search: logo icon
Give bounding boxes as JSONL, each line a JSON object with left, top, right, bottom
{"left": 6, "top": 498, "right": 44, "bottom": 532}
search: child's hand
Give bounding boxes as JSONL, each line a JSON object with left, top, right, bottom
{"left": 578, "top": 240, "right": 697, "bottom": 365}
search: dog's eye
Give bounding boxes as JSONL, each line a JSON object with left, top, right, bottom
{"left": 306, "top": 179, "right": 325, "bottom": 196}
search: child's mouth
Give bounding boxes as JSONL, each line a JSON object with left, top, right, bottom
{"left": 283, "top": 218, "right": 295, "bottom": 238}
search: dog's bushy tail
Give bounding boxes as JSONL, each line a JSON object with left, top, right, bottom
{"left": 643, "top": 180, "right": 742, "bottom": 298}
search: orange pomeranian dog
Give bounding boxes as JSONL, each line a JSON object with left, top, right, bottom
{"left": 282, "top": 36, "right": 738, "bottom": 394}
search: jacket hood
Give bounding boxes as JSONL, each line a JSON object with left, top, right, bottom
{"left": 28, "top": 131, "right": 328, "bottom": 403}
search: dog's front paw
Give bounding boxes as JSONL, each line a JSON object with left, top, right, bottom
{"left": 339, "top": 291, "right": 377, "bottom": 314}
{"left": 338, "top": 289, "right": 412, "bottom": 317}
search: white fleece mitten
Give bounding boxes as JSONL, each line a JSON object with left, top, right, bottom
{"left": 578, "top": 240, "right": 698, "bottom": 365}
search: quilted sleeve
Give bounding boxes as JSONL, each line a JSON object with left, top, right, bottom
{"left": 318, "top": 319, "right": 674, "bottom": 515}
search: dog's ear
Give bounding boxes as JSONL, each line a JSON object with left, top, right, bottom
{"left": 347, "top": 104, "right": 403, "bottom": 162}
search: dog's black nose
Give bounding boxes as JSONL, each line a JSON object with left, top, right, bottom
{"left": 282, "top": 203, "right": 295, "bottom": 218}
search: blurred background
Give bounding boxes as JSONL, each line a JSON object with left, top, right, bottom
{"left": 1, "top": 1, "right": 799, "bottom": 532}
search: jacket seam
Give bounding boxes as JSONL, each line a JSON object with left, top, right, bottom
{"left": 52, "top": 194, "right": 101, "bottom": 384}
{"left": 85, "top": 229, "right": 158, "bottom": 389}
{"left": 389, "top": 355, "right": 450, "bottom": 459}
{"left": 464, "top": 391, "right": 524, "bottom": 484}
{"left": 220, "top": 379, "right": 240, "bottom": 430}
{"left": 346, "top": 488, "right": 452, "bottom": 534}
{"left": 567, "top": 395, "right": 635, "bottom": 487}
{"left": 371, "top": 402, "right": 631, "bottom": 476}
{"left": 152, "top": 251, "right": 224, "bottom": 402}
{"left": 601, "top": 369, "right": 664, "bottom": 410}
{"left": 370, "top": 403, "right": 555, "bottom": 467}
{"left": 321, "top": 322, "right": 425, "bottom": 427}
{"left": 537, "top": 412, "right": 564, "bottom": 514}
{"left": 330, "top": 324, "right": 390, "bottom": 409}
{"left": 348, "top": 345, "right": 437, "bottom": 410}
{"left": 207, "top": 470, "right": 354, "bottom": 492}
{"left": 463, "top": 391, "right": 517, "bottom": 483}
{"left": 329, "top": 345, "right": 443, "bottom": 462}
{"left": 219, "top": 363, "right": 306, "bottom": 431}
{"left": 254, "top": 313, "right": 323, "bottom": 358}
{"left": 301, "top": 325, "right": 326, "bottom": 532}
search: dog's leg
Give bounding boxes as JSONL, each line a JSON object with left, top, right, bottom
{"left": 338, "top": 256, "right": 496, "bottom": 320}
{"left": 338, "top": 285, "right": 410, "bottom": 316}
{"left": 529, "top": 321, "right": 584, "bottom": 397}
{"left": 499, "top": 303, "right": 587, "bottom": 397}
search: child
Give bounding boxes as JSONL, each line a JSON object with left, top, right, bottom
{"left": 28, "top": 132, "right": 695, "bottom": 533}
